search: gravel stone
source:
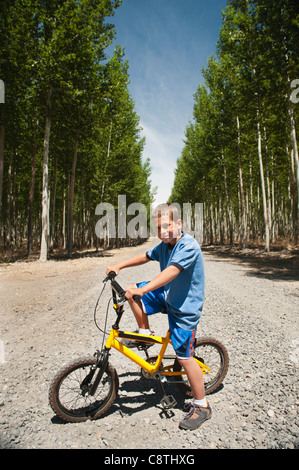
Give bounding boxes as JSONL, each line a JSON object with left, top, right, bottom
{"left": 0, "top": 239, "right": 298, "bottom": 449}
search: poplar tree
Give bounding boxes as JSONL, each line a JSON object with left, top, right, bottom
{"left": 170, "top": 0, "right": 298, "bottom": 249}
{"left": 0, "top": 0, "right": 155, "bottom": 258}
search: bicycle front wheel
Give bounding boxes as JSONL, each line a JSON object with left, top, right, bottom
{"left": 173, "top": 337, "right": 229, "bottom": 396}
{"left": 49, "top": 356, "right": 119, "bottom": 423}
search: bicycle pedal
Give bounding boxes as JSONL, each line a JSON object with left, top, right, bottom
{"left": 137, "top": 343, "right": 154, "bottom": 351}
{"left": 160, "top": 395, "right": 177, "bottom": 409}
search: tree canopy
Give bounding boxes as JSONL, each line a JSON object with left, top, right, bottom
{"left": 0, "top": 0, "right": 155, "bottom": 259}
{"left": 170, "top": 0, "right": 299, "bottom": 250}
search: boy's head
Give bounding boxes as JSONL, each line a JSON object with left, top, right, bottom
{"left": 151, "top": 203, "right": 182, "bottom": 244}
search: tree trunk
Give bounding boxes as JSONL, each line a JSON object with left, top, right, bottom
{"left": 288, "top": 79, "right": 299, "bottom": 245}
{"left": 264, "top": 126, "right": 272, "bottom": 243}
{"left": 236, "top": 116, "right": 247, "bottom": 248}
{"left": 27, "top": 116, "right": 39, "bottom": 256}
{"left": 100, "top": 120, "right": 112, "bottom": 203}
{"left": 39, "top": 86, "right": 52, "bottom": 261}
{"left": 222, "top": 150, "right": 233, "bottom": 245}
{"left": 49, "top": 154, "right": 58, "bottom": 252}
{"left": 62, "top": 182, "right": 66, "bottom": 249}
{"left": 67, "top": 132, "right": 79, "bottom": 258}
{"left": 0, "top": 105, "right": 4, "bottom": 241}
{"left": 290, "top": 147, "right": 298, "bottom": 244}
{"left": 256, "top": 103, "right": 270, "bottom": 252}
{"left": 5, "top": 149, "right": 13, "bottom": 249}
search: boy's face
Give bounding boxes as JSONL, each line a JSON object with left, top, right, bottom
{"left": 154, "top": 215, "right": 182, "bottom": 245}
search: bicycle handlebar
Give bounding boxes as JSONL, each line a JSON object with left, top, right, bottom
{"left": 104, "top": 271, "right": 142, "bottom": 302}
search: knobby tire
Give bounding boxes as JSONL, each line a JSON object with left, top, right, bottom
{"left": 49, "top": 356, "right": 119, "bottom": 423}
{"left": 173, "top": 337, "right": 229, "bottom": 396}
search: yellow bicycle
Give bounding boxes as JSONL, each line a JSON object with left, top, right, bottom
{"left": 49, "top": 272, "right": 229, "bottom": 423}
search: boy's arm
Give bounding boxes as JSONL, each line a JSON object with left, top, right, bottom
{"left": 125, "top": 265, "right": 181, "bottom": 300}
{"left": 106, "top": 252, "right": 150, "bottom": 276}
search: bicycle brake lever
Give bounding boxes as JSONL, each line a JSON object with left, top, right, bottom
{"left": 115, "top": 292, "right": 140, "bottom": 303}
{"left": 114, "top": 292, "right": 141, "bottom": 303}
{"left": 120, "top": 291, "right": 141, "bottom": 302}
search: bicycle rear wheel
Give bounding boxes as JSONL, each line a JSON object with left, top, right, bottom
{"left": 173, "top": 337, "right": 229, "bottom": 396}
{"left": 49, "top": 356, "right": 119, "bottom": 422}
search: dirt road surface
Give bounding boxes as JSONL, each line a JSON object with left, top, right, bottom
{"left": 0, "top": 239, "right": 298, "bottom": 450}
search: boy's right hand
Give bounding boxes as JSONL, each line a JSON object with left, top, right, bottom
{"left": 106, "top": 265, "right": 120, "bottom": 276}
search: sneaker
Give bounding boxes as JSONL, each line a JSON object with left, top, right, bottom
{"left": 179, "top": 402, "right": 212, "bottom": 430}
{"left": 118, "top": 330, "right": 155, "bottom": 349}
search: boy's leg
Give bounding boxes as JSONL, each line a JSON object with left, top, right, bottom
{"left": 170, "top": 325, "right": 206, "bottom": 400}
{"left": 169, "top": 323, "right": 212, "bottom": 430}
{"left": 120, "top": 282, "right": 165, "bottom": 347}
{"left": 127, "top": 287, "right": 150, "bottom": 330}
{"left": 127, "top": 282, "right": 165, "bottom": 330}
{"left": 177, "top": 356, "right": 212, "bottom": 430}
{"left": 176, "top": 357, "right": 205, "bottom": 400}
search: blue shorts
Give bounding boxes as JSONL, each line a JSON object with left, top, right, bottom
{"left": 136, "top": 281, "right": 197, "bottom": 359}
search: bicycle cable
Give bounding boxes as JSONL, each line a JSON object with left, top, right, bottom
{"left": 93, "top": 280, "right": 108, "bottom": 333}
{"left": 93, "top": 281, "right": 116, "bottom": 352}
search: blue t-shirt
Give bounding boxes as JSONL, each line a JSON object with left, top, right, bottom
{"left": 146, "top": 233, "right": 205, "bottom": 330}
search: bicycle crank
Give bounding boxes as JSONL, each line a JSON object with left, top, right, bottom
{"left": 156, "top": 372, "right": 177, "bottom": 409}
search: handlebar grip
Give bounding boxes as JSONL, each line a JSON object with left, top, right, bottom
{"left": 103, "top": 271, "right": 117, "bottom": 283}
{"left": 104, "top": 272, "right": 142, "bottom": 302}
{"left": 132, "top": 294, "right": 141, "bottom": 302}
{"left": 107, "top": 271, "right": 116, "bottom": 280}
{"left": 111, "top": 279, "right": 126, "bottom": 297}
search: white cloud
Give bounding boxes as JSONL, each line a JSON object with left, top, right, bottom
{"left": 140, "top": 121, "right": 183, "bottom": 205}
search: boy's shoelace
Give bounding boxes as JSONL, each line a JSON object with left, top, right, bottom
{"left": 183, "top": 402, "right": 209, "bottom": 418}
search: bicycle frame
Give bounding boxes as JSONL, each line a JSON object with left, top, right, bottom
{"left": 102, "top": 303, "right": 211, "bottom": 379}
{"left": 105, "top": 328, "right": 172, "bottom": 376}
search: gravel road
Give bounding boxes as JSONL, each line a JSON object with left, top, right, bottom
{"left": 0, "top": 239, "right": 298, "bottom": 450}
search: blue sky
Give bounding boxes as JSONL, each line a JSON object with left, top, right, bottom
{"left": 108, "top": 0, "right": 228, "bottom": 205}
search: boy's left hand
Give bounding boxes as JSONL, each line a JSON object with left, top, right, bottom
{"left": 125, "top": 286, "right": 144, "bottom": 301}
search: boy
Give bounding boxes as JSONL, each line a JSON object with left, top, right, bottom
{"left": 106, "top": 203, "right": 211, "bottom": 430}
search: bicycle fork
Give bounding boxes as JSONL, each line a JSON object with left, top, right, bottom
{"left": 88, "top": 348, "right": 110, "bottom": 397}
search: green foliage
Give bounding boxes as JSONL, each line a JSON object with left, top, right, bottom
{"left": 170, "top": 0, "right": 299, "bottom": 248}
{"left": 0, "top": 0, "right": 154, "bottom": 255}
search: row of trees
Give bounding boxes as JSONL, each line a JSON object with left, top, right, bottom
{"left": 0, "top": 0, "right": 154, "bottom": 260}
{"left": 170, "top": 0, "right": 299, "bottom": 251}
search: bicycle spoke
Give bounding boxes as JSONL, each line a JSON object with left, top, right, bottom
{"left": 49, "top": 357, "right": 119, "bottom": 422}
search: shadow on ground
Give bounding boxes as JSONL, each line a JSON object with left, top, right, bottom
{"left": 0, "top": 244, "right": 145, "bottom": 264}
{"left": 202, "top": 244, "right": 299, "bottom": 283}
